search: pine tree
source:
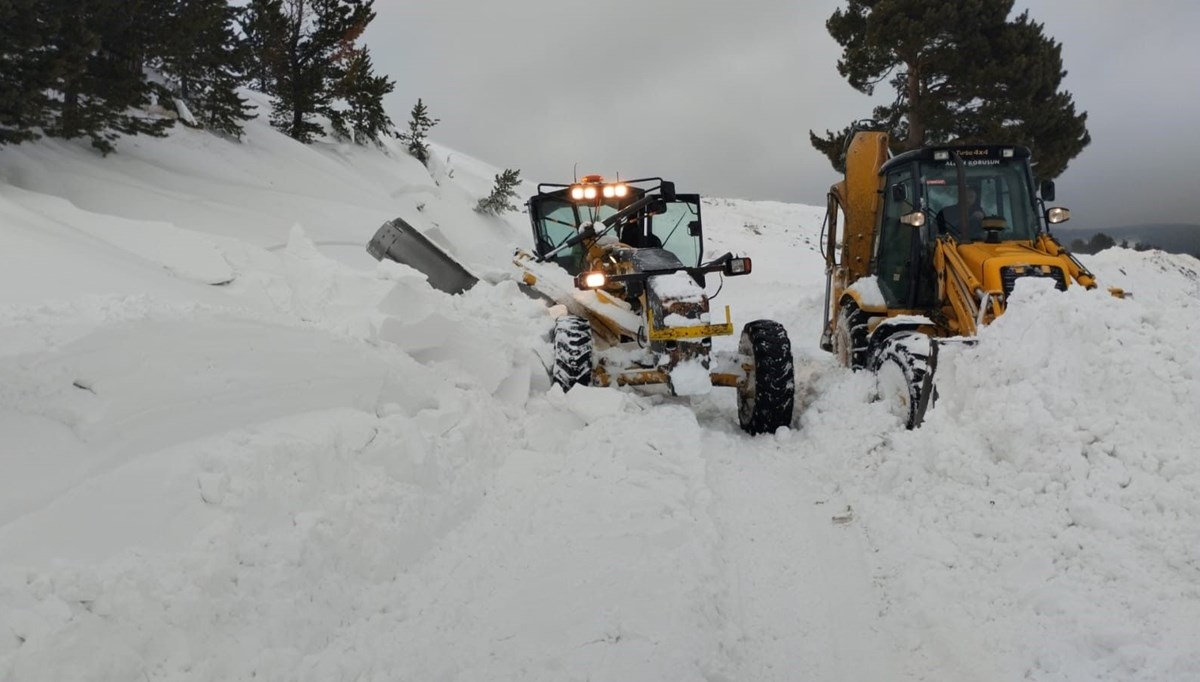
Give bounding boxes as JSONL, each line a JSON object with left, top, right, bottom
{"left": 157, "top": 0, "right": 256, "bottom": 138}
{"left": 42, "top": 0, "right": 175, "bottom": 154}
{"left": 397, "top": 98, "right": 439, "bottom": 164}
{"left": 0, "top": 0, "right": 54, "bottom": 145}
{"left": 269, "top": 0, "right": 375, "bottom": 143}
{"left": 328, "top": 48, "right": 395, "bottom": 145}
{"left": 238, "top": 0, "right": 288, "bottom": 94}
{"left": 475, "top": 169, "right": 522, "bottom": 215}
{"left": 810, "top": 0, "right": 1089, "bottom": 180}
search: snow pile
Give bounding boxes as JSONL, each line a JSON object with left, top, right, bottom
{"left": 802, "top": 273, "right": 1200, "bottom": 680}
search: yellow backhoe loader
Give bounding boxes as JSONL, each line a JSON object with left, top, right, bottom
{"left": 820, "top": 121, "right": 1118, "bottom": 428}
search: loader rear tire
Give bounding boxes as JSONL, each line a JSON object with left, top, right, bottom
{"left": 737, "top": 320, "right": 795, "bottom": 435}
{"left": 552, "top": 315, "right": 593, "bottom": 390}
{"left": 833, "top": 301, "right": 869, "bottom": 370}
{"left": 872, "top": 332, "right": 937, "bottom": 429}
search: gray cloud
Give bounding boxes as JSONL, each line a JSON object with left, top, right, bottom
{"left": 368, "top": 0, "right": 1200, "bottom": 230}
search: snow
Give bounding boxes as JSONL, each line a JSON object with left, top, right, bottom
{"left": 668, "top": 358, "right": 714, "bottom": 397}
{"left": 847, "top": 274, "right": 887, "bottom": 309}
{"left": 2, "top": 98, "right": 1200, "bottom": 681}
{"left": 648, "top": 270, "right": 705, "bottom": 302}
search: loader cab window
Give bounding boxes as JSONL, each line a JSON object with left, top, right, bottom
{"left": 649, "top": 196, "right": 703, "bottom": 267}
{"left": 875, "top": 166, "right": 933, "bottom": 306}
{"left": 921, "top": 157, "right": 1039, "bottom": 243}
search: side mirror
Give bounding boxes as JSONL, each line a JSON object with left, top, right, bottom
{"left": 687, "top": 220, "right": 701, "bottom": 237}
{"left": 1045, "top": 207, "right": 1070, "bottom": 225}
{"left": 648, "top": 198, "right": 667, "bottom": 215}
{"left": 1040, "top": 180, "right": 1056, "bottom": 202}
{"left": 723, "top": 256, "right": 752, "bottom": 277}
{"left": 891, "top": 184, "right": 908, "bottom": 202}
{"left": 659, "top": 181, "right": 677, "bottom": 201}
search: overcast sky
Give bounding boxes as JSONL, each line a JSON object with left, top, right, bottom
{"left": 366, "top": 0, "right": 1200, "bottom": 231}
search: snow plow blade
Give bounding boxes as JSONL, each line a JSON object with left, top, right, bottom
{"left": 367, "top": 217, "right": 479, "bottom": 295}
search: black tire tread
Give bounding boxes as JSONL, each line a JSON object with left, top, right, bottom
{"left": 738, "top": 319, "right": 796, "bottom": 435}
{"left": 552, "top": 315, "right": 593, "bottom": 390}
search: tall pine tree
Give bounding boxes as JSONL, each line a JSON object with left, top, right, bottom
{"left": 238, "top": 0, "right": 287, "bottom": 95}
{"left": 270, "top": 0, "right": 375, "bottom": 143}
{"left": 42, "top": 0, "right": 175, "bottom": 154}
{"left": 0, "top": 0, "right": 55, "bottom": 144}
{"left": 328, "top": 47, "right": 396, "bottom": 145}
{"left": 810, "top": 0, "right": 1089, "bottom": 180}
{"left": 157, "top": 0, "right": 256, "bottom": 137}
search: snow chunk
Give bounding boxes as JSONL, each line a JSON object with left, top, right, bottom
{"left": 663, "top": 312, "right": 710, "bottom": 327}
{"left": 669, "top": 359, "right": 712, "bottom": 396}
{"left": 846, "top": 275, "right": 886, "bottom": 309}
{"left": 561, "top": 384, "right": 628, "bottom": 423}
{"left": 649, "top": 271, "right": 703, "bottom": 302}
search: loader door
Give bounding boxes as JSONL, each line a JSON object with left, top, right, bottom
{"left": 649, "top": 195, "right": 703, "bottom": 267}
{"left": 875, "top": 167, "right": 935, "bottom": 307}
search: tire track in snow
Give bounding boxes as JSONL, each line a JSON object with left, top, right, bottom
{"left": 699, "top": 427, "right": 917, "bottom": 681}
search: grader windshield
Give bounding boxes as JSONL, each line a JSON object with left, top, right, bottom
{"left": 528, "top": 178, "right": 703, "bottom": 275}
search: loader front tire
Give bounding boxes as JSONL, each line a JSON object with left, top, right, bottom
{"left": 737, "top": 320, "right": 795, "bottom": 435}
{"left": 872, "top": 332, "right": 937, "bottom": 429}
{"left": 552, "top": 315, "right": 593, "bottom": 390}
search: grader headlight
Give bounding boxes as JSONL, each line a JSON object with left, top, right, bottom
{"left": 570, "top": 185, "right": 585, "bottom": 200}
{"left": 575, "top": 271, "right": 608, "bottom": 290}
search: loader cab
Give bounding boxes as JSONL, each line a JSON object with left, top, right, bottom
{"left": 873, "top": 145, "right": 1042, "bottom": 306}
{"left": 527, "top": 178, "right": 703, "bottom": 275}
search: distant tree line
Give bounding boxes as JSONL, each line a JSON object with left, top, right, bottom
{"left": 0, "top": 0, "right": 415, "bottom": 153}
{"left": 1069, "top": 233, "right": 1160, "bottom": 255}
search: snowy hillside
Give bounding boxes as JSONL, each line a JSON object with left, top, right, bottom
{"left": 2, "top": 107, "right": 1199, "bottom": 682}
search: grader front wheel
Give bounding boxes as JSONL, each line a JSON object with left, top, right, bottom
{"left": 737, "top": 320, "right": 796, "bottom": 435}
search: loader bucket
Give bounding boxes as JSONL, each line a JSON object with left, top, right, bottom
{"left": 367, "top": 218, "right": 479, "bottom": 295}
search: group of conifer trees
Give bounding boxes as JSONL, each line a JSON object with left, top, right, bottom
{"left": 809, "top": 0, "right": 1090, "bottom": 180}
{"left": 0, "top": 0, "right": 402, "bottom": 153}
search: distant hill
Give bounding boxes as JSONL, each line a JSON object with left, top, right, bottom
{"left": 1056, "top": 223, "right": 1200, "bottom": 257}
